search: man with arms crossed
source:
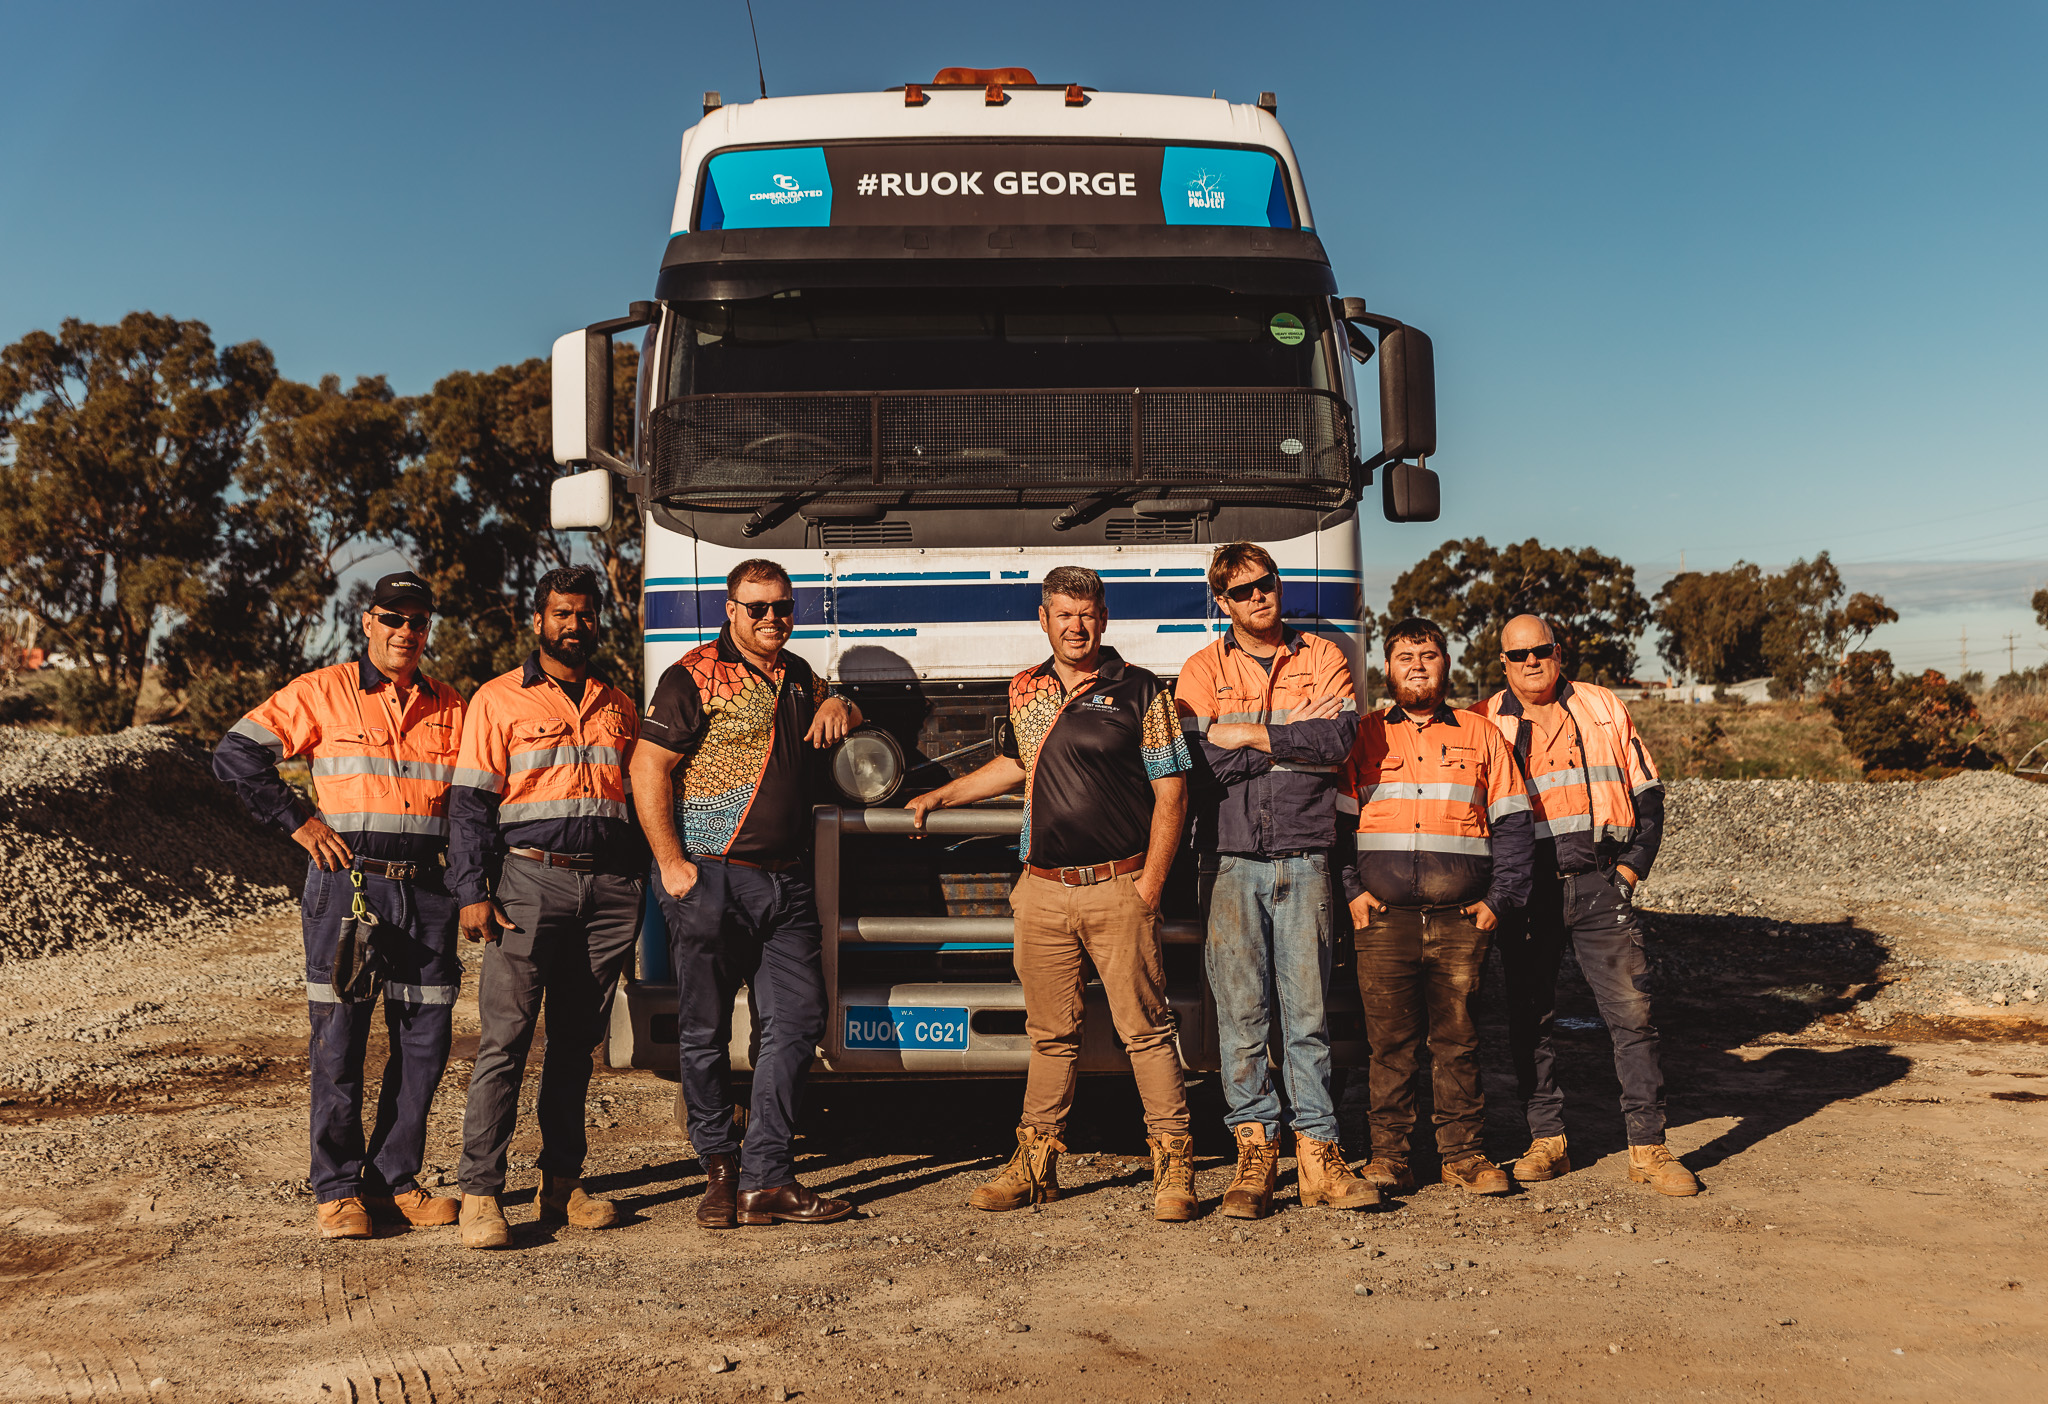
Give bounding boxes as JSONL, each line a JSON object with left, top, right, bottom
{"left": 1345, "top": 617, "right": 1533, "bottom": 1196}
{"left": 448, "top": 566, "right": 647, "bottom": 1248}
{"left": 630, "top": 560, "right": 862, "bottom": 1227}
{"left": 909, "top": 567, "right": 1199, "bottom": 1221}
{"left": 212, "top": 571, "right": 465, "bottom": 1238}
{"left": 1175, "top": 543, "right": 1375, "bottom": 1217}
{"left": 1473, "top": 615, "right": 1696, "bottom": 1195}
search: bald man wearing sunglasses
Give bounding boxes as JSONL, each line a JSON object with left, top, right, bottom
{"left": 1472, "top": 615, "right": 1696, "bottom": 1196}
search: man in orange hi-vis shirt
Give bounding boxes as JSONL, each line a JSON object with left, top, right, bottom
{"left": 212, "top": 571, "right": 466, "bottom": 1240}
{"left": 1344, "top": 616, "right": 1533, "bottom": 1198}
{"left": 1472, "top": 614, "right": 1695, "bottom": 1197}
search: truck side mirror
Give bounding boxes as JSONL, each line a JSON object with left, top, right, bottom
{"left": 551, "top": 329, "right": 614, "bottom": 467}
{"left": 1377, "top": 325, "right": 1437, "bottom": 461}
{"left": 551, "top": 468, "right": 615, "bottom": 531}
{"left": 1382, "top": 460, "right": 1440, "bottom": 523}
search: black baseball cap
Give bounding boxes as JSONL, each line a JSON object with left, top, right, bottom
{"left": 369, "top": 571, "right": 436, "bottom": 613}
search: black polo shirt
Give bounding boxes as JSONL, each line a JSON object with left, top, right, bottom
{"left": 642, "top": 628, "right": 830, "bottom": 863}
{"left": 998, "top": 647, "right": 1192, "bottom": 868}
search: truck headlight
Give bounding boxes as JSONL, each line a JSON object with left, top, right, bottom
{"left": 831, "top": 728, "right": 905, "bottom": 805}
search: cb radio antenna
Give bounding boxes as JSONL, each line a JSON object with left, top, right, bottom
{"left": 744, "top": 0, "right": 768, "bottom": 98}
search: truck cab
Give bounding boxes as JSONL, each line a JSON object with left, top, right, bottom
{"left": 549, "top": 68, "right": 1440, "bottom": 1082}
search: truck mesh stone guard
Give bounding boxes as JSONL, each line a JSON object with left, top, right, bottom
{"left": 646, "top": 387, "right": 1355, "bottom": 502}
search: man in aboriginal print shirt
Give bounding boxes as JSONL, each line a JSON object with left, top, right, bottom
{"left": 630, "top": 559, "right": 864, "bottom": 1230}
{"left": 908, "top": 566, "right": 1201, "bottom": 1223}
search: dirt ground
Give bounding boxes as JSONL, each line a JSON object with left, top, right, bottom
{"left": 2, "top": 910, "right": 2045, "bottom": 1404}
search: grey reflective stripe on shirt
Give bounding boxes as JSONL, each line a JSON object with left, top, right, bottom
{"left": 1632, "top": 778, "right": 1664, "bottom": 795}
{"left": 230, "top": 717, "right": 285, "bottom": 758}
{"left": 497, "top": 796, "right": 632, "bottom": 822}
{"left": 1271, "top": 760, "right": 1343, "bottom": 775}
{"left": 1488, "top": 792, "right": 1532, "bottom": 822}
{"left": 451, "top": 766, "right": 505, "bottom": 793}
{"left": 386, "top": 982, "right": 458, "bottom": 1006}
{"left": 320, "top": 811, "right": 453, "bottom": 837}
{"left": 312, "top": 755, "right": 457, "bottom": 783}
{"left": 508, "top": 744, "right": 623, "bottom": 773}
{"left": 1336, "top": 794, "right": 1361, "bottom": 815}
{"left": 1533, "top": 814, "right": 1638, "bottom": 843}
{"left": 1363, "top": 781, "right": 1485, "bottom": 805}
{"left": 1355, "top": 832, "right": 1493, "bottom": 856}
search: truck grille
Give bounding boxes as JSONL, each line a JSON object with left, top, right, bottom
{"left": 647, "top": 387, "right": 1354, "bottom": 501}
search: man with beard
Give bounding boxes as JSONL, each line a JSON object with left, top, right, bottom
{"left": 1344, "top": 617, "right": 1533, "bottom": 1196}
{"left": 449, "top": 566, "right": 648, "bottom": 1248}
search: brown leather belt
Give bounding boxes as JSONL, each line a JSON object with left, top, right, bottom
{"left": 508, "top": 847, "right": 596, "bottom": 872}
{"left": 1025, "top": 854, "right": 1144, "bottom": 887}
{"left": 704, "top": 854, "right": 805, "bottom": 874}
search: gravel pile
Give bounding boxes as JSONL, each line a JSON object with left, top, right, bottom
{"left": 0, "top": 725, "right": 303, "bottom": 960}
{"left": 1640, "top": 772, "right": 2048, "bottom": 1025}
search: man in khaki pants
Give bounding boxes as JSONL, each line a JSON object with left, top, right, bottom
{"left": 908, "top": 567, "right": 1198, "bottom": 1221}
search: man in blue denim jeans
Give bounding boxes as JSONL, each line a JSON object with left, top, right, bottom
{"left": 1175, "top": 543, "right": 1376, "bottom": 1217}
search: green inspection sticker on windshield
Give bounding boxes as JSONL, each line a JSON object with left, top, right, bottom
{"left": 1269, "top": 312, "right": 1306, "bottom": 346}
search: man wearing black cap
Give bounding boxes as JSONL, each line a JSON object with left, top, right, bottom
{"left": 214, "top": 570, "right": 469, "bottom": 1239}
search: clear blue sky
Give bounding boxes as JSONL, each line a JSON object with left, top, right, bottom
{"left": 4, "top": 0, "right": 2043, "bottom": 675}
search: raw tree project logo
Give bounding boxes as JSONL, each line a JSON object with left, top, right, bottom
{"left": 1187, "top": 169, "right": 1226, "bottom": 210}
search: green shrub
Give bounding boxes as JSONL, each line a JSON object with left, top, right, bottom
{"left": 1821, "top": 652, "right": 1997, "bottom": 774}
{"left": 53, "top": 671, "right": 139, "bottom": 733}
{"left": 0, "top": 671, "right": 62, "bottom": 725}
{"left": 181, "top": 668, "right": 281, "bottom": 743}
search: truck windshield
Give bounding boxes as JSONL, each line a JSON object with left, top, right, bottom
{"left": 663, "top": 286, "right": 1338, "bottom": 397}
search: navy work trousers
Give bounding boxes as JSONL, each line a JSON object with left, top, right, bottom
{"left": 1496, "top": 867, "right": 1667, "bottom": 1146}
{"left": 458, "top": 858, "right": 643, "bottom": 1196}
{"left": 655, "top": 858, "right": 826, "bottom": 1192}
{"left": 301, "top": 860, "right": 460, "bottom": 1205}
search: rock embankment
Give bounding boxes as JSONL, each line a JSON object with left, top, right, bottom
{"left": 0, "top": 725, "right": 303, "bottom": 960}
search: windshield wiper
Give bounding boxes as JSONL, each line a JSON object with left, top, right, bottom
{"left": 1050, "top": 485, "right": 1137, "bottom": 532}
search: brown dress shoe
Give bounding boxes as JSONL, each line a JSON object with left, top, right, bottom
{"left": 1443, "top": 1154, "right": 1513, "bottom": 1195}
{"left": 315, "top": 1196, "right": 372, "bottom": 1239}
{"left": 1220, "top": 1123, "right": 1277, "bottom": 1219}
{"left": 1628, "top": 1143, "right": 1700, "bottom": 1196}
{"left": 1357, "top": 1158, "right": 1415, "bottom": 1192}
{"left": 737, "top": 1181, "right": 855, "bottom": 1226}
{"left": 697, "top": 1152, "right": 740, "bottom": 1230}
{"left": 537, "top": 1173, "right": 618, "bottom": 1229}
{"left": 364, "top": 1187, "right": 459, "bottom": 1227}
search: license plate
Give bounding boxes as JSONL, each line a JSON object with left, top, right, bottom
{"left": 844, "top": 1005, "right": 970, "bottom": 1051}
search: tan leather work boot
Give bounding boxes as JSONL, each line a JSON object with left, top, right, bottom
{"left": 1220, "top": 1123, "right": 1278, "bottom": 1219}
{"left": 1442, "top": 1154, "right": 1513, "bottom": 1196}
{"left": 1628, "top": 1143, "right": 1700, "bottom": 1196}
{"left": 537, "top": 1173, "right": 619, "bottom": 1229}
{"left": 315, "top": 1196, "right": 372, "bottom": 1239}
{"left": 364, "top": 1187, "right": 458, "bottom": 1227}
{"left": 459, "top": 1193, "right": 512, "bottom": 1250}
{"left": 1511, "top": 1135, "right": 1571, "bottom": 1182}
{"left": 1295, "top": 1134, "right": 1380, "bottom": 1209}
{"left": 1149, "top": 1133, "right": 1200, "bottom": 1222}
{"left": 1358, "top": 1157, "right": 1415, "bottom": 1192}
{"left": 970, "top": 1125, "right": 1063, "bottom": 1212}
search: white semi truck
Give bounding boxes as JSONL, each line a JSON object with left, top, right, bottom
{"left": 548, "top": 66, "right": 1440, "bottom": 1083}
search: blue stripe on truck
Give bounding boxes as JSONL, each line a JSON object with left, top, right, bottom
{"left": 641, "top": 578, "right": 1363, "bottom": 631}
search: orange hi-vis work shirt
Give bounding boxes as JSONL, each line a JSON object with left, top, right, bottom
{"left": 1472, "top": 679, "right": 1665, "bottom": 877}
{"left": 1341, "top": 701, "right": 1535, "bottom": 912}
{"left": 447, "top": 652, "right": 642, "bottom": 905}
{"left": 1174, "top": 626, "right": 1358, "bottom": 855}
{"left": 214, "top": 657, "right": 465, "bottom": 862}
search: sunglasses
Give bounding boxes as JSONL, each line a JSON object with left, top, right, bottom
{"left": 1222, "top": 572, "right": 1279, "bottom": 603}
{"left": 372, "top": 611, "right": 430, "bottom": 633}
{"left": 735, "top": 598, "right": 797, "bottom": 620}
{"left": 1503, "top": 644, "right": 1558, "bottom": 663}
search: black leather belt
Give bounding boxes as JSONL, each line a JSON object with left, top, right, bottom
{"left": 509, "top": 846, "right": 596, "bottom": 872}
{"left": 355, "top": 857, "right": 425, "bottom": 881}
